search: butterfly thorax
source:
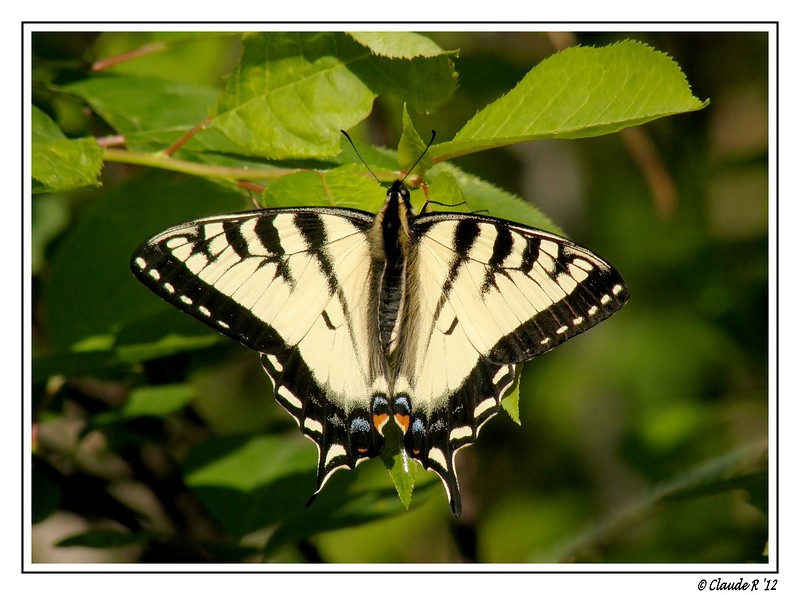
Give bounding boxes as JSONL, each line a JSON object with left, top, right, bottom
{"left": 370, "top": 181, "right": 416, "bottom": 359}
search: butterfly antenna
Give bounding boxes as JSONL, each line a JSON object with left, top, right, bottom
{"left": 341, "top": 130, "right": 383, "bottom": 186}
{"left": 341, "top": 129, "right": 437, "bottom": 186}
{"left": 402, "top": 130, "right": 437, "bottom": 184}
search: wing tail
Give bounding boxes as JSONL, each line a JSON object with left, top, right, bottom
{"left": 403, "top": 359, "right": 518, "bottom": 517}
{"left": 261, "top": 352, "right": 384, "bottom": 504}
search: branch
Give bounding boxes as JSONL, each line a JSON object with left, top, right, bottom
{"left": 103, "top": 148, "right": 299, "bottom": 181}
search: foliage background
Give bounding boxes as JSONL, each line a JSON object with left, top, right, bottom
{"left": 30, "top": 30, "right": 769, "bottom": 564}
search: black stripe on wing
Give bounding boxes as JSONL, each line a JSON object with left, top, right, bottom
{"left": 488, "top": 235, "right": 629, "bottom": 363}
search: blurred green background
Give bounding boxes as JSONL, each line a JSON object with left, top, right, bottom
{"left": 30, "top": 30, "right": 769, "bottom": 563}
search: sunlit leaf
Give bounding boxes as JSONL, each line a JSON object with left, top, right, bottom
{"left": 432, "top": 41, "right": 708, "bottom": 162}
{"left": 31, "top": 106, "right": 103, "bottom": 192}
{"left": 348, "top": 31, "right": 454, "bottom": 59}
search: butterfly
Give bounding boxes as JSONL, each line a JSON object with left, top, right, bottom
{"left": 131, "top": 151, "right": 628, "bottom": 516}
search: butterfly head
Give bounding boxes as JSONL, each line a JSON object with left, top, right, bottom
{"left": 388, "top": 180, "right": 414, "bottom": 212}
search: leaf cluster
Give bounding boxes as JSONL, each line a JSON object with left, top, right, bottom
{"left": 29, "top": 31, "right": 766, "bottom": 565}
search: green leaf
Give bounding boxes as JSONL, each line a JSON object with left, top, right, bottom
{"left": 429, "top": 166, "right": 564, "bottom": 236}
{"left": 31, "top": 194, "right": 70, "bottom": 275}
{"left": 185, "top": 434, "right": 314, "bottom": 493}
{"left": 31, "top": 106, "right": 103, "bottom": 192}
{"left": 432, "top": 40, "right": 708, "bottom": 162}
{"left": 379, "top": 419, "right": 418, "bottom": 509}
{"left": 42, "top": 172, "right": 245, "bottom": 353}
{"left": 397, "top": 105, "right": 431, "bottom": 174}
{"left": 32, "top": 104, "right": 67, "bottom": 142}
{"left": 115, "top": 329, "right": 222, "bottom": 363}
{"left": 65, "top": 74, "right": 220, "bottom": 150}
{"left": 262, "top": 483, "right": 426, "bottom": 558}
{"left": 91, "top": 384, "right": 197, "bottom": 428}
{"left": 89, "top": 32, "right": 240, "bottom": 87}
{"left": 182, "top": 434, "right": 318, "bottom": 538}
{"left": 424, "top": 168, "right": 464, "bottom": 203}
{"left": 375, "top": 52, "right": 457, "bottom": 114}
{"left": 500, "top": 366, "right": 523, "bottom": 425}
{"left": 262, "top": 161, "right": 562, "bottom": 239}
{"left": 207, "top": 32, "right": 457, "bottom": 160}
{"left": 262, "top": 166, "right": 390, "bottom": 212}
{"left": 208, "top": 32, "right": 377, "bottom": 160}
{"left": 348, "top": 31, "right": 454, "bottom": 59}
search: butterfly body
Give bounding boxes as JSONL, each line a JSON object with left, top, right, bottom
{"left": 132, "top": 179, "right": 628, "bottom": 516}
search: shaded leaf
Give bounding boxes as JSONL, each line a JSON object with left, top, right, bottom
{"left": 379, "top": 419, "right": 418, "bottom": 509}
{"left": 32, "top": 465, "right": 61, "bottom": 524}
{"left": 261, "top": 483, "right": 432, "bottom": 558}
{"left": 31, "top": 194, "right": 71, "bottom": 274}
{"left": 429, "top": 166, "right": 564, "bottom": 235}
{"left": 65, "top": 74, "right": 220, "bottom": 150}
{"left": 181, "top": 432, "right": 436, "bottom": 549}
{"left": 397, "top": 105, "right": 431, "bottom": 174}
{"left": 91, "top": 384, "right": 197, "bottom": 428}
{"left": 207, "top": 32, "right": 457, "bottom": 160}
{"left": 184, "top": 434, "right": 315, "bottom": 493}
{"left": 89, "top": 32, "right": 240, "bottom": 85}
{"left": 42, "top": 172, "right": 245, "bottom": 352}
{"left": 33, "top": 350, "right": 125, "bottom": 383}
{"left": 182, "top": 434, "right": 317, "bottom": 538}
{"left": 262, "top": 166, "right": 390, "bottom": 212}
{"left": 374, "top": 51, "right": 457, "bottom": 114}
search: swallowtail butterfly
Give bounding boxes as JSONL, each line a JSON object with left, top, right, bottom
{"left": 131, "top": 162, "right": 628, "bottom": 516}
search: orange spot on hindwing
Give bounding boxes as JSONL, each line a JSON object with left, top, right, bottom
{"left": 372, "top": 413, "right": 390, "bottom": 434}
{"left": 394, "top": 413, "right": 410, "bottom": 434}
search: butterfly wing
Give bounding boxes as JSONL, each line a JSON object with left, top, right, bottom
{"left": 131, "top": 207, "right": 389, "bottom": 495}
{"left": 398, "top": 214, "right": 629, "bottom": 515}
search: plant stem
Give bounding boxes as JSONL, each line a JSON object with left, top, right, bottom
{"left": 103, "top": 148, "right": 298, "bottom": 181}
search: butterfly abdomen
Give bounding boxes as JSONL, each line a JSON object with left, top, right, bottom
{"left": 373, "top": 181, "right": 417, "bottom": 358}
